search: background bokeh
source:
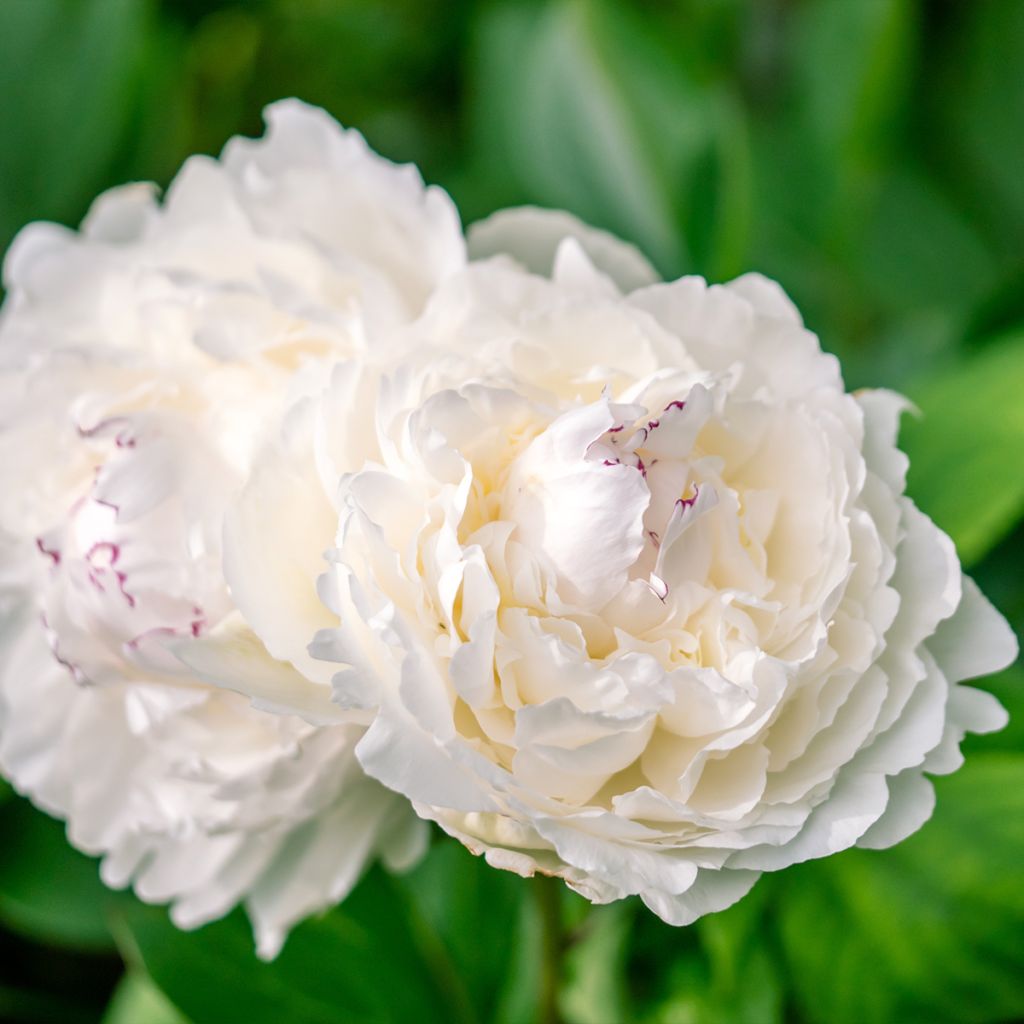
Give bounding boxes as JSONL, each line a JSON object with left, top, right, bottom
{"left": 1, "top": 1, "right": 1022, "bottom": 1022}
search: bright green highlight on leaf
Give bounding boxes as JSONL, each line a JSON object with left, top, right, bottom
{"left": 902, "top": 334, "right": 1024, "bottom": 566}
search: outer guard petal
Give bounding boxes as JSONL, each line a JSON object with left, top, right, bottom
{"left": 468, "top": 206, "right": 659, "bottom": 293}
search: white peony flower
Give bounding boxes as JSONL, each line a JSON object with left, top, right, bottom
{"left": 227, "top": 209, "right": 1017, "bottom": 925}
{"left": 0, "top": 100, "right": 465, "bottom": 957}
{"left": 2, "top": 93, "right": 1015, "bottom": 948}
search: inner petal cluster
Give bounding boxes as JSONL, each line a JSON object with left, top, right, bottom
{"left": 325, "top": 357, "right": 875, "bottom": 828}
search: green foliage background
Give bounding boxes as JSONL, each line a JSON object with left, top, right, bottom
{"left": 1, "top": 1, "right": 1022, "bottom": 1022}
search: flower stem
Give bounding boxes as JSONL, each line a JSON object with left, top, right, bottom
{"left": 534, "top": 873, "right": 566, "bottom": 1024}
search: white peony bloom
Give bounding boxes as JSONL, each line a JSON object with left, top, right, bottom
{"left": 0, "top": 100, "right": 465, "bottom": 957}
{"left": 1, "top": 94, "right": 1015, "bottom": 946}
{"left": 228, "top": 209, "right": 1017, "bottom": 924}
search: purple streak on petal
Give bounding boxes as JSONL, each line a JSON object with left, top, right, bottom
{"left": 93, "top": 497, "right": 121, "bottom": 518}
{"left": 40, "top": 615, "right": 87, "bottom": 685}
{"left": 125, "top": 625, "right": 180, "bottom": 651}
{"left": 85, "top": 542, "right": 136, "bottom": 608}
{"left": 35, "top": 536, "right": 61, "bottom": 566}
{"left": 77, "top": 415, "right": 137, "bottom": 450}
{"left": 675, "top": 484, "right": 700, "bottom": 511}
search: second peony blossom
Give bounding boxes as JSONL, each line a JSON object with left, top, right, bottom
{"left": 218, "top": 166, "right": 1017, "bottom": 922}
{"left": 0, "top": 102, "right": 1015, "bottom": 949}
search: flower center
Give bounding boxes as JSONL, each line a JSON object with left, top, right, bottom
{"left": 499, "top": 386, "right": 716, "bottom": 614}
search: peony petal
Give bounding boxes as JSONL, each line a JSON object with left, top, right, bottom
{"left": 928, "top": 573, "right": 1018, "bottom": 684}
{"left": 169, "top": 614, "right": 345, "bottom": 726}
{"left": 223, "top": 410, "right": 338, "bottom": 681}
{"left": 467, "top": 206, "right": 659, "bottom": 293}
{"left": 642, "top": 867, "right": 761, "bottom": 926}
{"left": 355, "top": 710, "right": 497, "bottom": 813}
{"left": 856, "top": 770, "right": 935, "bottom": 850}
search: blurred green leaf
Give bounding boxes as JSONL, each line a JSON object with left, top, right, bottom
{"left": 401, "top": 839, "right": 523, "bottom": 1024}
{"left": 454, "top": 2, "right": 537, "bottom": 220}
{"left": 642, "top": 952, "right": 708, "bottom": 1024}
{"left": 246, "top": 0, "right": 466, "bottom": 183}
{"left": 645, "top": 944, "right": 781, "bottom": 1024}
{"left": 169, "top": 6, "right": 264, "bottom": 162}
{"left": 0, "top": 0, "right": 158, "bottom": 251}
{"left": 693, "top": 885, "right": 783, "bottom": 1024}
{"left": 115, "top": 865, "right": 471, "bottom": 1024}
{"left": 468, "top": 0, "right": 750, "bottom": 278}
{"left": 562, "top": 902, "right": 633, "bottom": 1024}
{"left": 939, "top": 0, "right": 1024, "bottom": 252}
{"left": 750, "top": 0, "right": 921, "bottom": 365}
{"left": 850, "top": 310, "right": 958, "bottom": 393}
{"left": 118, "top": 13, "right": 197, "bottom": 185}
{"left": 639, "top": 884, "right": 782, "bottom": 1024}
{"left": 624, "top": 880, "right": 784, "bottom": 1024}
{"left": 901, "top": 333, "right": 1024, "bottom": 565}
{"left": 791, "top": 0, "right": 916, "bottom": 235}
{"left": 794, "top": 0, "right": 915, "bottom": 157}
{"left": 103, "top": 972, "right": 190, "bottom": 1024}
{"left": 842, "top": 167, "right": 999, "bottom": 391}
{"left": 776, "top": 753, "right": 1024, "bottom": 1024}
{"left": 965, "top": 266, "right": 1024, "bottom": 347}
{"left": 0, "top": 797, "right": 119, "bottom": 951}
{"left": 491, "top": 887, "right": 545, "bottom": 1024}
{"left": 857, "top": 169, "right": 996, "bottom": 318}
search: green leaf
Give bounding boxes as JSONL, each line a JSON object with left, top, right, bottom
{"left": 115, "top": 865, "right": 471, "bottom": 1024}
{"left": 965, "top": 265, "right": 1024, "bottom": 347}
{"left": 646, "top": 944, "right": 781, "bottom": 1024}
{"left": 637, "top": 885, "right": 783, "bottom": 1024}
{"left": 400, "top": 839, "right": 524, "bottom": 1024}
{"left": 197, "top": 0, "right": 469, "bottom": 190}
{"left": 937, "top": 0, "right": 1024, "bottom": 251}
{"left": 562, "top": 902, "right": 633, "bottom": 1024}
{"left": 0, "top": 796, "right": 120, "bottom": 951}
{"left": 623, "top": 879, "right": 785, "bottom": 1024}
{"left": 847, "top": 310, "right": 960, "bottom": 393}
{"left": 900, "top": 333, "right": 1024, "bottom": 565}
{"left": 113, "top": 13, "right": 191, "bottom": 189}
{"left": 776, "top": 753, "right": 1024, "bottom": 1024}
{"left": 856, "top": 169, "right": 996, "bottom": 318}
{"left": 491, "top": 887, "right": 545, "bottom": 1024}
{"left": 0, "top": 0, "right": 157, "bottom": 251}
{"left": 103, "top": 973, "right": 190, "bottom": 1024}
{"left": 468, "top": 0, "right": 750, "bottom": 278}
{"left": 693, "top": 885, "right": 784, "bottom": 1024}
{"left": 793, "top": 0, "right": 915, "bottom": 163}
{"left": 790, "top": 0, "right": 916, "bottom": 239}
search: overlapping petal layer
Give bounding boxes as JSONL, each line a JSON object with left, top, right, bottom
{"left": 0, "top": 101, "right": 464, "bottom": 955}
{"left": 234, "top": 228, "right": 1015, "bottom": 921}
